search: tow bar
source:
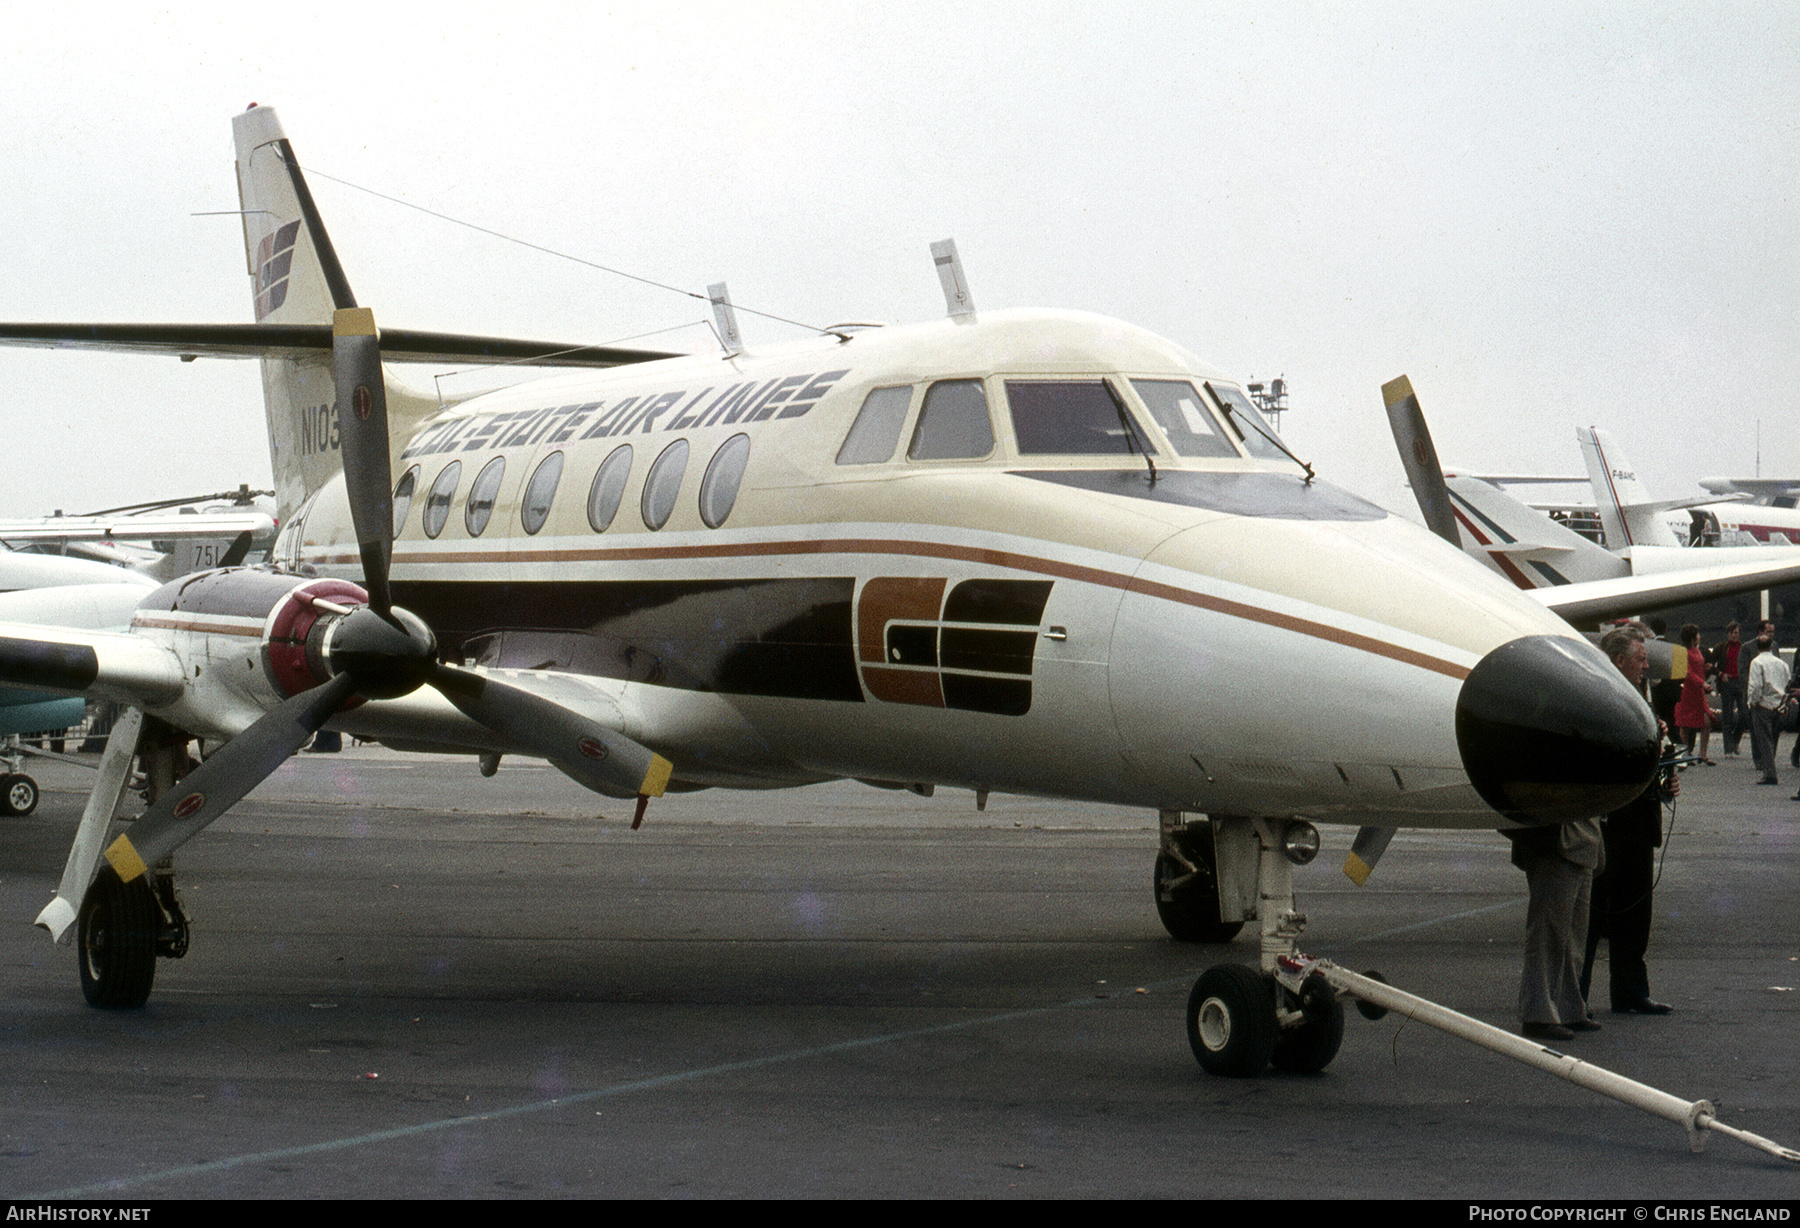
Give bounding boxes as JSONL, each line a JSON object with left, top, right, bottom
{"left": 1276, "top": 954, "right": 1800, "bottom": 1163}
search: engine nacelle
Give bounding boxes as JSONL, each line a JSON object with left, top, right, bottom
{"left": 130, "top": 569, "right": 371, "bottom": 729}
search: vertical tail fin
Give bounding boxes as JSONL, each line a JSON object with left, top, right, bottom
{"left": 1577, "top": 427, "right": 1681, "bottom": 549}
{"left": 233, "top": 105, "right": 348, "bottom": 519}
{"left": 232, "top": 105, "right": 434, "bottom": 521}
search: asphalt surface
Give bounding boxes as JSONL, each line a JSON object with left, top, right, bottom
{"left": 1, "top": 743, "right": 1796, "bottom": 1199}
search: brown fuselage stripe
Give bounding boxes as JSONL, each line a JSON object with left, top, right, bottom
{"left": 365, "top": 537, "right": 1470, "bottom": 681}
{"left": 132, "top": 615, "right": 263, "bottom": 638}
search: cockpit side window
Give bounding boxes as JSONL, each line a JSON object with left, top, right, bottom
{"left": 908, "top": 379, "right": 994, "bottom": 461}
{"left": 1005, "top": 380, "right": 1157, "bottom": 456}
{"left": 837, "top": 385, "right": 913, "bottom": 465}
{"left": 1130, "top": 380, "right": 1239, "bottom": 458}
{"left": 1205, "top": 381, "right": 1288, "bottom": 461}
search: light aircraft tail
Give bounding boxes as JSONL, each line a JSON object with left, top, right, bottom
{"left": 1442, "top": 476, "right": 1629, "bottom": 588}
{"left": 232, "top": 105, "right": 436, "bottom": 519}
{"left": 1576, "top": 427, "right": 1682, "bottom": 550}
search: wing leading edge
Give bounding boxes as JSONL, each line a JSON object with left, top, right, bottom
{"left": 0, "top": 322, "right": 681, "bottom": 368}
{"left": 1528, "top": 553, "right": 1800, "bottom": 626}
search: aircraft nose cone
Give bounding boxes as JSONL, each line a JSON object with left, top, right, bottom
{"left": 1455, "top": 634, "right": 1659, "bottom": 825}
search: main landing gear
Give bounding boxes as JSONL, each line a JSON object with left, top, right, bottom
{"left": 76, "top": 859, "right": 188, "bottom": 1008}
{"left": 1, "top": 772, "right": 39, "bottom": 816}
{"left": 1159, "top": 813, "right": 1346, "bottom": 1077}
{"left": 1, "top": 734, "right": 42, "bottom": 816}
{"left": 37, "top": 711, "right": 192, "bottom": 1010}
{"left": 1153, "top": 810, "right": 1244, "bottom": 943}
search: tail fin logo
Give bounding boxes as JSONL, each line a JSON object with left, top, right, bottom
{"left": 253, "top": 220, "right": 302, "bottom": 319}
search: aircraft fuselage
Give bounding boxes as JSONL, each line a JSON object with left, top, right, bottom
{"left": 193, "top": 309, "right": 1580, "bottom": 829}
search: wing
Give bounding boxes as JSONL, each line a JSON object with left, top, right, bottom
{"left": 1529, "top": 551, "right": 1800, "bottom": 626}
{"left": 0, "top": 621, "right": 184, "bottom": 707}
{"left": 0, "top": 322, "right": 680, "bottom": 368}
{"left": 1698, "top": 476, "right": 1800, "bottom": 502}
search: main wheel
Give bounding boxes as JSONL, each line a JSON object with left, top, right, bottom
{"left": 77, "top": 867, "right": 158, "bottom": 1009}
{"left": 0, "top": 774, "right": 38, "bottom": 817}
{"left": 1154, "top": 851, "right": 1244, "bottom": 943}
{"left": 1271, "top": 988, "right": 1345, "bottom": 1074}
{"left": 1187, "top": 963, "right": 1277, "bottom": 1077}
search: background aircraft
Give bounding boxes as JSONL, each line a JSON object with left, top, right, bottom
{"left": 1385, "top": 383, "right": 1800, "bottom": 627}
{"left": 0, "top": 485, "right": 279, "bottom": 581}
{"left": 0, "top": 490, "right": 283, "bottom": 813}
{"left": 1689, "top": 477, "right": 1800, "bottom": 547}
{"left": 0, "top": 551, "right": 158, "bottom": 815}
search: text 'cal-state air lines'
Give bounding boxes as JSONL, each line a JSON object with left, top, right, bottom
{"left": 291, "top": 369, "right": 853, "bottom": 457}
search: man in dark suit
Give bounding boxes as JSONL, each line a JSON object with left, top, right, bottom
{"left": 1581, "top": 623, "right": 1675, "bottom": 1015}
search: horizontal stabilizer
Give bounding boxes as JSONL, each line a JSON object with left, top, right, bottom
{"left": 1447, "top": 472, "right": 1589, "bottom": 486}
{"left": 0, "top": 322, "right": 681, "bottom": 369}
{"left": 1444, "top": 476, "right": 1627, "bottom": 588}
{"left": 1618, "top": 493, "right": 1748, "bottom": 515}
{"left": 0, "top": 512, "right": 274, "bottom": 543}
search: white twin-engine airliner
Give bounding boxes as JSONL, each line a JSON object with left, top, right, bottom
{"left": 0, "top": 105, "right": 1667, "bottom": 1079}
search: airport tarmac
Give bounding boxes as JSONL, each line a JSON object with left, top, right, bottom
{"left": 1, "top": 744, "right": 1796, "bottom": 1199}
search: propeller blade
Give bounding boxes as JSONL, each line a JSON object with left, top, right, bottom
{"left": 428, "top": 664, "right": 673, "bottom": 807}
{"left": 102, "top": 672, "right": 358, "bottom": 882}
{"left": 1382, "top": 375, "right": 1462, "bottom": 549}
{"left": 334, "top": 306, "right": 395, "bottom": 616}
{"left": 1343, "top": 825, "right": 1396, "bottom": 886}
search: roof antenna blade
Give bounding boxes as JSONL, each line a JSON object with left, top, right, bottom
{"left": 708, "top": 282, "right": 744, "bottom": 357}
{"left": 930, "top": 239, "right": 976, "bottom": 321}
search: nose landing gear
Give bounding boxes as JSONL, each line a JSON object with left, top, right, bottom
{"left": 1181, "top": 815, "right": 1344, "bottom": 1077}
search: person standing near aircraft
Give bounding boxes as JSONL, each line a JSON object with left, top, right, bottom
{"left": 1672, "top": 625, "right": 1715, "bottom": 765}
{"left": 1711, "top": 622, "right": 1744, "bottom": 755}
{"left": 1745, "top": 623, "right": 1788, "bottom": 785}
{"left": 1645, "top": 619, "right": 1682, "bottom": 733}
{"left": 1506, "top": 615, "right": 1641, "bottom": 1047}
{"left": 1508, "top": 812, "right": 1604, "bottom": 1040}
{"left": 1581, "top": 623, "right": 1677, "bottom": 1016}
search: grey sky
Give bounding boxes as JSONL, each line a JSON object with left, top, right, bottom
{"left": 3, "top": 2, "right": 1794, "bottom": 520}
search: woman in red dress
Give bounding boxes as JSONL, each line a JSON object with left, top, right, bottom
{"left": 1673, "top": 624, "right": 1716, "bottom": 764}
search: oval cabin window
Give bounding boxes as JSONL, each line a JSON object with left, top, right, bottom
{"left": 520, "top": 451, "right": 564, "bottom": 535}
{"left": 392, "top": 465, "right": 420, "bottom": 538}
{"left": 642, "top": 439, "right": 690, "bottom": 530}
{"left": 465, "top": 456, "right": 506, "bottom": 538}
{"left": 587, "top": 444, "right": 633, "bottom": 532}
{"left": 422, "top": 461, "right": 461, "bottom": 539}
{"left": 698, "top": 434, "right": 751, "bottom": 528}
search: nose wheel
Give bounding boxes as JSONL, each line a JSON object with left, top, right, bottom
{"left": 1185, "top": 816, "right": 1344, "bottom": 1077}
{"left": 1186, "top": 963, "right": 1345, "bottom": 1077}
{"left": 1187, "top": 963, "right": 1277, "bottom": 1076}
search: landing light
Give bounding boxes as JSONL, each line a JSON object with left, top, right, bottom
{"left": 1281, "top": 821, "right": 1320, "bottom": 866}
